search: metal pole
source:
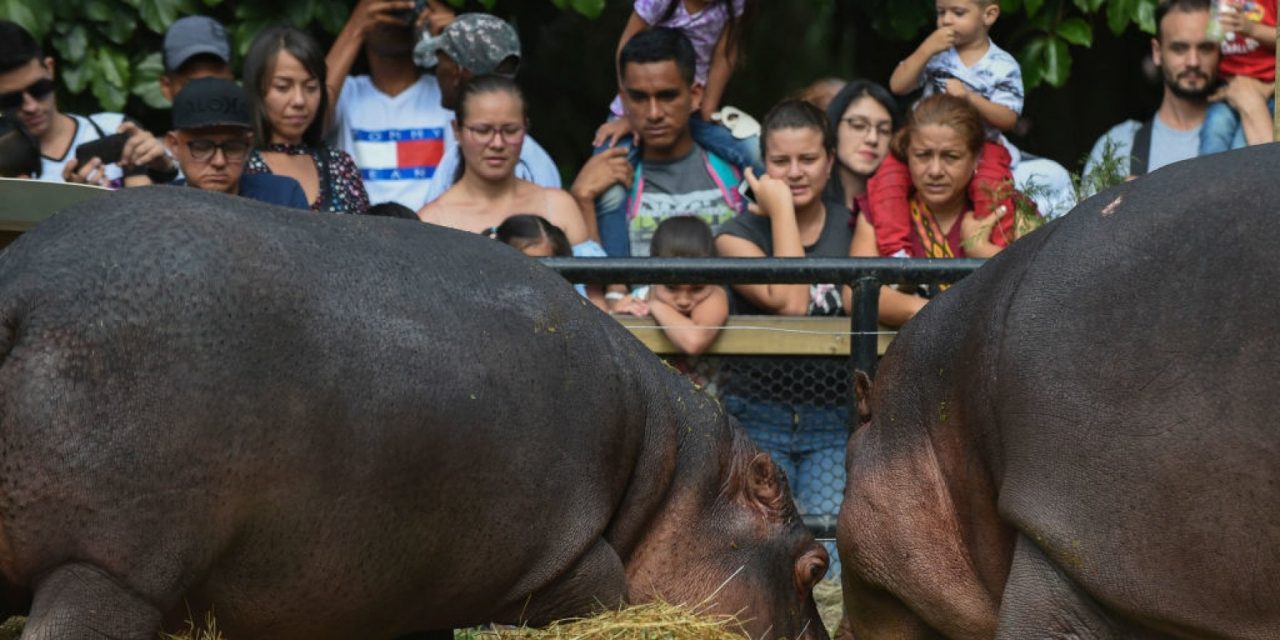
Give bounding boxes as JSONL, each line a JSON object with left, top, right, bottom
{"left": 851, "top": 276, "right": 881, "bottom": 379}
{"left": 846, "top": 276, "right": 881, "bottom": 435}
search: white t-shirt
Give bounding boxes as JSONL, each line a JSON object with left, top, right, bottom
{"left": 333, "top": 74, "right": 455, "bottom": 210}
{"left": 1083, "top": 116, "right": 1202, "bottom": 188}
{"left": 39, "top": 113, "right": 126, "bottom": 186}
{"left": 420, "top": 133, "right": 562, "bottom": 207}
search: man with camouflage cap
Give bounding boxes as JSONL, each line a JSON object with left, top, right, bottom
{"left": 414, "top": 13, "right": 561, "bottom": 207}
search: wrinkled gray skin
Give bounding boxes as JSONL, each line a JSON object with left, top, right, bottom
{"left": 839, "top": 144, "right": 1280, "bottom": 639}
{"left": 0, "top": 187, "right": 829, "bottom": 640}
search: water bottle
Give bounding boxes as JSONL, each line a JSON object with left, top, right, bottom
{"left": 1207, "top": 1, "right": 1225, "bottom": 41}
{"left": 1222, "top": 1, "right": 1237, "bottom": 41}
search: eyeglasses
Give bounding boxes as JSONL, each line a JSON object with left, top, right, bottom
{"left": 841, "top": 117, "right": 893, "bottom": 139}
{"left": 0, "top": 78, "right": 56, "bottom": 111}
{"left": 185, "top": 138, "right": 251, "bottom": 163}
{"left": 462, "top": 124, "right": 526, "bottom": 144}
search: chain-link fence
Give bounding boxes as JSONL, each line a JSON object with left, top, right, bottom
{"left": 549, "top": 257, "right": 985, "bottom": 582}
{"left": 664, "top": 352, "right": 851, "bottom": 579}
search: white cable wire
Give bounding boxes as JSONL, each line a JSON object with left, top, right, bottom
{"left": 621, "top": 324, "right": 897, "bottom": 337}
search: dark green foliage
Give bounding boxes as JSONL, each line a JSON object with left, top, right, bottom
{"left": 1, "top": 0, "right": 1157, "bottom": 112}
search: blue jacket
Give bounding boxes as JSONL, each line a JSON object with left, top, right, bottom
{"left": 173, "top": 174, "right": 310, "bottom": 210}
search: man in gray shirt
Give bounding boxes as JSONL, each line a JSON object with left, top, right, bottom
{"left": 1084, "top": 0, "right": 1220, "bottom": 185}
{"left": 570, "top": 28, "right": 746, "bottom": 259}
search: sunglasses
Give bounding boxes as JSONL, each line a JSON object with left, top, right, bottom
{"left": 0, "top": 78, "right": 56, "bottom": 111}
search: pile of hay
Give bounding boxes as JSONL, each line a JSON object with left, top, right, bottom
{"left": 4, "top": 595, "right": 831, "bottom": 639}
{"left": 462, "top": 602, "right": 746, "bottom": 639}
{"left": 812, "top": 578, "right": 843, "bottom": 635}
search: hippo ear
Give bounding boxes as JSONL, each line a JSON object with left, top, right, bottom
{"left": 854, "top": 369, "right": 873, "bottom": 429}
{"left": 746, "top": 454, "right": 787, "bottom": 517}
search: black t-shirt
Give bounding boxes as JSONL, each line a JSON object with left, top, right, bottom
{"left": 716, "top": 197, "right": 853, "bottom": 316}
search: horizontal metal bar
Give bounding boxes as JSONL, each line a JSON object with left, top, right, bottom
{"left": 539, "top": 257, "right": 984, "bottom": 285}
{"left": 804, "top": 514, "right": 838, "bottom": 540}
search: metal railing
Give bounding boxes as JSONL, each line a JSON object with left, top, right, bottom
{"left": 542, "top": 256, "right": 985, "bottom": 378}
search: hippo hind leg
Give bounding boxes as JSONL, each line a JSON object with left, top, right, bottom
{"left": 996, "top": 535, "right": 1132, "bottom": 640}
{"left": 21, "top": 563, "right": 163, "bottom": 640}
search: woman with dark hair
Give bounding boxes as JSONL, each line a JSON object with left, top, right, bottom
{"left": 243, "top": 26, "right": 369, "bottom": 213}
{"left": 417, "top": 75, "right": 588, "bottom": 247}
{"left": 851, "top": 93, "right": 1012, "bottom": 326}
{"left": 715, "top": 98, "right": 849, "bottom": 317}
{"left": 713, "top": 98, "right": 851, "bottom": 580}
{"left": 824, "top": 79, "right": 902, "bottom": 214}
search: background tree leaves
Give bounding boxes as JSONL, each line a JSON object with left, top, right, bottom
{"left": 1, "top": 0, "right": 1167, "bottom": 172}
{"left": 1, "top": 0, "right": 1160, "bottom": 110}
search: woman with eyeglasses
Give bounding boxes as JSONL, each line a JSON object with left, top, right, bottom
{"left": 823, "top": 80, "right": 902, "bottom": 215}
{"left": 417, "top": 75, "right": 589, "bottom": 247}
{"left": 242, "top": 26, "right": 369, "bottom": 214}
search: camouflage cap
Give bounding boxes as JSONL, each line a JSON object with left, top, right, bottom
{"left": 413, "top": 13, "right": 521, "bottom": 76}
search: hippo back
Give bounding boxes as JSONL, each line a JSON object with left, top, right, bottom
{"left": 987, "top": 144, "right": 1280, "bottom": 634}
{"left": 0, "top": 186, "right": 686, "bottom": 635}
{"left": 843, "top": 144, "right": 1280, "bottom": 638}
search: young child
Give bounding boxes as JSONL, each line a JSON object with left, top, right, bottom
{"left": 618, "top": 216, "right": 728, "bottom": 356}
{"left": 593, "top": 0, "right": 760, "bottom": 172}
{"left": 489, "top": 214, "right": 572, "bottom": 258}
{"left": 489, "top": 214, "right": 610, "bottom": 308}
{"left": 1201, "top": 0, "right": 1276, "bottom": 154}
{"left": 875, "top": 0, "right": 1021, "bottom": 257}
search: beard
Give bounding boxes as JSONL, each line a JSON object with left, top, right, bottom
{"left": 1163, "top": 67, "right": 1216, "bottom": 100}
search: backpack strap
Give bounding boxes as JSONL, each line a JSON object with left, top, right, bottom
{"left": 1129, "top": 118, "right": 1154, "bottom": 177}
{"left": 702, "top": 149, "right": 743, "bottom": 212}
{"left": 82, "top": 113, "right": 114, "bottom": 139}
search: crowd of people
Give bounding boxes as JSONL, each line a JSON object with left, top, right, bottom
{"left": 0, "top": 0, "right": 1274, "bottom": 576}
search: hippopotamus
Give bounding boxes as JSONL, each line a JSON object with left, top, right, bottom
{"left": 838, "top": 144, "right": 1280, "bottom": 639}
{"left": 0, "top": 187, "right": 829, "bottom": 640}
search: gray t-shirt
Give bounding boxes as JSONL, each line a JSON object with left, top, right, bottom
{"left": 716, "top": 198, "right": 853, "bottom": 316}
{"left": 1083, "top": 115, "right": 1203, "bottom": 192}
{"left": 630, "top": 144, "right": 740, "bottom": 257}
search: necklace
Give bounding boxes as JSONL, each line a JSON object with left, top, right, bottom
{"left": 262, "top": 142, "right": 311, "bottom": 156}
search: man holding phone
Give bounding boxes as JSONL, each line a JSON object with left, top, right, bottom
{"left": 166, "top": 78, "right": 309, "bottom": 209}
{"left": 326, "top": 0, "right": 458, "bottom": 209}
{"left": 0, "top": 20, "right": 175, "bottom": 188}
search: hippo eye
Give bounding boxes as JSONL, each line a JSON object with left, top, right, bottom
{"left": 808, "top": 561, "right": 826, "bottom": 583}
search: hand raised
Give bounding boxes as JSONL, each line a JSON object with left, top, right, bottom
{"left": 923, "top": 27, "right": 956, "bottom": 56}
{"left": 743, "top": 167, "right": 794, "bottom": 219}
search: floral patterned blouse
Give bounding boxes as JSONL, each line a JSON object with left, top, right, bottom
{"left": 246, "top": 144, "right": 370, "bottom": 214}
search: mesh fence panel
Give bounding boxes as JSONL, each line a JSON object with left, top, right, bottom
{"left": 664, "top": 353, "right": 850, "bottom": 579}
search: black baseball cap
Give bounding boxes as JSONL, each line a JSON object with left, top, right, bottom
{"left": 171, "top": 77, "right": 251, "bottom": 131}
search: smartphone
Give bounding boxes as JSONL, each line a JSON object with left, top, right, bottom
{"left": 392, "top": 0, "right": 430, "bottom": 25}
{"left": 74, "top": 133, "right": 129, "bottom": 166}
{"left": 737, "top": 179, "right": 755, "bottom": 204}
{"left": 0, "top": 123, "right": 41, "bottom": 178}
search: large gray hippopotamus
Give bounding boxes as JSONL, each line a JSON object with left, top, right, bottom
{"left": 0, "top": 187, "right": 829, "bottom": 639}
{"left": 839, "top": 144, "right": 1280, "bottom": 638}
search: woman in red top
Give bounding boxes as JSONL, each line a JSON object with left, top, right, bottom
{"left": 850, "top": 93, "right": 1012, "bottom": 327}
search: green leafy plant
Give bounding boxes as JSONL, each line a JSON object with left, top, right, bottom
{"left": 0, "top": 0, "right": 606, "bottom": 113}
{"left": 1073, "top": 136, "right": 1131, "bottom": 200}
{"left": 1, "top": 0, "right": 1165, "bottom": 115}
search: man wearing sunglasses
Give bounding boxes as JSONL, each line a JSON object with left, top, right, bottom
{"left": 0, "top": 20, "right": 174, "bottom": 187}
{"left": 166, "top": 78, "right": 309, "bottom": 208}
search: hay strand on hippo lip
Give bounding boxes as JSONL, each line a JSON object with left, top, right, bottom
{"left": 160, "top": 610, "right": 225, "bottom": 640}
{"left": 468, "top": 600, "right": 747, "bottom": 639}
